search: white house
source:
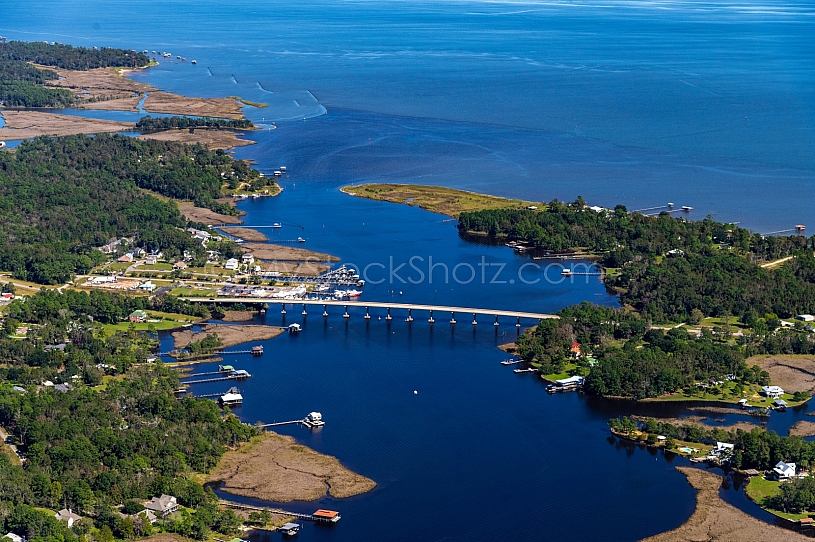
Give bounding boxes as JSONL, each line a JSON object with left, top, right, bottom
{"left": 55, "top": 509, "right": 81, "bottom": 527}
{"left": 224, "top": 258, "right": 239, "bottom": 270}
{"left": 773, "top": 461, "right": 797, "bottom": 480}
{"left": 762, "top": 385, "right": 785, "bottom": 399}
{"left": 795, "top": 314, "right": 815, "bottom": 322}
{"left": 4, "top": 533, "right": 24, "bottom": 542}
{"left": 714, "top": 442, "right": 734, "bottom": 455}
{"left": 241, "top": 253, "right": 255, "bottom": 265}
{"left": 138, "top": 281, "right": 156, "bottom": 292}
{"left": 144, "top": 494, "right": 178, "bottom": 517}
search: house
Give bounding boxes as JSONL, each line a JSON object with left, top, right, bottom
{"left": 132, "top": 247, "right": 146, "bottom": 258}
{"left": 4, "top": 533, "right": 24, "bottom": 542}
{"left": 119, "top": 509, "right": 157, "bottom": 525}
{"left": 570, "top": 341, "right": 581, "bottom": 358}
{"left": 762, "top": 385, "right": 785, "bottom": 399}
{"left": 224, "top": 258, "right": 240, "bottom": 270}
{"left": 1, "top": 293, "right": 14, "bottom": 300}
{"left": 12, "top": 386, "right": 25, "bottom": 393}
{"left": 795, "top": 314, "right": 815, "bottom": 322}
{"left": 241, "top": 253, "right": 255, "bottom": 265}
{"left": 90, "top": 275, "right": 117, "bottom": 284}
{"left": 173, "top": 261, "right": 187, "bottom": 270}
{"left": 138, "top": 281, "right": 156, "bottom": 292}
{"left": 117, "top": 253, "right": 134, "bottom": 263}
{"left": 667, "top": 249, "right": 686, "bottom": 257}
{"left": 55, "top": 509, "right": 81, "bottom": 527}
{"left": 773, "top": 461, "right": 797, "bottom": 480}
{"left": 54, "top": 383, "right": 72, "bottom": 393}
{"left": 145, "top": 255, "right": 158, "bottom": 265}
{"left": 129, "top": 310, "right": 148, "bottom": 323}
{"left": 714, "top": 442, "right": 734, "bottom": 455}
{"left": 144, "top": 494, "right": 178, "bottom": 517}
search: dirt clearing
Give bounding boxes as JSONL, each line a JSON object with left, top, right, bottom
{"left": 209, "top": 433, "right": 376, "bottom": 502}
{"left": 177, "top": 201, "right": 244, "bottom": 225}
{"left": 642, "top": 467, "right": 809, "bottom": 542}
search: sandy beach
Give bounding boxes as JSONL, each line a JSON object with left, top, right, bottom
{"left": 209, "top": 432, "right": 376, "bottom": 502}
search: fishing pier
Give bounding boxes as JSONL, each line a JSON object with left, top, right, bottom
{"left": 218, "top": 501, "right": 340, "bottom": 523}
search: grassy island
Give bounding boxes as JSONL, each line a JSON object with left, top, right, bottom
{"left": 340, "top": 183, "right": 538, "bottom": 217}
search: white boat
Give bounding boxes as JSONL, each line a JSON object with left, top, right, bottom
{"left": 346, "top": 289, "right": 362, "bottom": 297}
{"left": 191, "top": 60, "right": 197, "bottom": 64}
{"left": 297, "top": 237, "right": 305, "bottom": 242}
{"left": 273, "top": 223, "right": 282, "bottom": 228}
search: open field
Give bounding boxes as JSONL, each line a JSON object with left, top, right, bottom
{"left": 340, "top": 183, "right": 538, "bottom": 217}
{"left": 642, "top": 467, "right": 811, "bottom": 542}
{"left": 242, "top": 243, "right": 339, "bottom": 262}
{"left": 750, "top": 354, "right": 815, "bottom": 394}
{"left": 208, "top": 433, "right": 376, "bottom": 502}
{"left": 143, "top": 92, "right": 245, "bottom": 119}
{"left": 222, "top": 227, "right": 268, "bottom": 242}
{"left": 172, "top": 324, "right": 283, "bottom": 349}
{"left": 177, "top": 201, "right": 243, "bottom": 225}
{"left": 0, "top": 110, "right": 133, "bottom": 139}
{"left": 138, "top": 128, "right": 255, "bottom": 150}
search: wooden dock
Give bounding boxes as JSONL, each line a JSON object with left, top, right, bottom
{"left": 218, "top": 500, "right": 316, "bottom": 521}
{"left": 181, "top": 374, "right": 251, "bottom": 385}
{"left": 500, "top": 358, "right": 523, "bottom": 365}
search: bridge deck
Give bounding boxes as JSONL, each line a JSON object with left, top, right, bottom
{"left": 182, "top": 297, "right": 557, "bottom": 320}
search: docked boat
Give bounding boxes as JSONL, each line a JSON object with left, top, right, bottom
{"left": 346, "top": 289, "right": 361, "bottom": 297}
{"left": 297, "top": 237, "right": 305, "bottom": 242}
{"left": 273, "top": 223, "right": 282, "bottom": 228}
{"left": 561, "top": 268, "right": 573, "bottom": 276}
{"left": 288, "top": 323, "right": 302, "bottom": 333}
{"left": 303, "top": 412, "right": 325, "bottom": 427}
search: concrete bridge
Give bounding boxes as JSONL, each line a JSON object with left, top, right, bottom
{"left": 181, "top": 297, "right": 558, "bottom": 326}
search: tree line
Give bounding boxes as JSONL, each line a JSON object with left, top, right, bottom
{"left": 0, "top": 134, "right": 253, "bottom": 284}
{"left": 135, "top": 116, "right": 255, "bottom": 133}
{"left": 459, "top": 200, "right": 815, "bottom": 322}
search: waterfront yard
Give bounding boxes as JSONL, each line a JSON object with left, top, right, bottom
{"left": 100, "top": 310, "right": 199, "bottom": 334}
{"left": 746, "top": 476, "right": 810, "bottom": 521}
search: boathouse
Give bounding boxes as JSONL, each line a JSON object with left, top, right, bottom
{"left": 219, "top": 392, "right": 243, "bottom": 406}
{"left": 279, "top": 523, "right": 300, "bottom": 536}
{"left": 312, "top": 510, "right": 340, "bottom": 523}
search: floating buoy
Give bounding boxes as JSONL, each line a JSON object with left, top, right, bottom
{"left": 414, "top": 390, "right": 418, "bottom": 395}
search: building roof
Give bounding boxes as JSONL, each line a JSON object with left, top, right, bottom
{"left": 281, "top": 523, "right": 300, "bottom": 530}
{"left": 556, "top": 375, "right": 584, "bottom": 386}
{"left": 220, "top": 393, "right": 242, "bottom": 403}
{"left": 762, "top": 385, "right": 784, "bottom": 394}
{"left": 4, "top": 533, "right": 24, "bottom": 542}
{"left": 313, "top": 510, "right": 339, "bottom": 519}
{"left": 56, "top": 509, "right": 81, "bottom": 522}
{"left": 130, "top": 310, "right": 148, "bottom": 318}
{"left": 144, "top": 494, "right": 177, "bottom": 512}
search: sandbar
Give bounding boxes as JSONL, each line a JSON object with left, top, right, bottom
{"left": 221, "top": 227, "right": 268, "bottom": 242}
{"left": 642, "top": 467, "right": 809, "bottom": 542}
{"left": 172, "top": 324, "right": 283, "bottom": 350}
{"left": 209, "top": 432, "right": 376, "bottom": 503}
{"left": 220, "top": 311, "right": 257, "bottom": 322}
{"left": 789, "top": 420, "right": 815, "bottom": 437}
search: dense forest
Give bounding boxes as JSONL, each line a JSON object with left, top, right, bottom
{"left": 0, "top": 134, "right": 255, "bottom": 284}
{"left": 0, "top": 41, "right": 150, "bottom": 70}
{"left": 0, "top": 60, "right": 75, "bottom": 107}
{"left": 0, "top": 41, "right": 149, "bottom": 108}
{"left": 0, "top": 290, "right": 251, "bottom": 541}
{"left": 459, "top": 200, "right": 815, "bottom": 321}
{"left": 135, "top": 116, "right": 255, "bottom": 133}
{"left": 517, "top": 302, "right": 815, "bottom": 399}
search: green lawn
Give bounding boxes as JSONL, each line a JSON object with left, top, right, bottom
{"left": 169, "top": 287, "right": 218, "bottom": 297}
{"left": 136, "top": 263, "right": 173, "bottom": 271}
{"left": 99, "top": 311, "right": 198, "bottom": 335}
{"left": 540, "top": 363, "right": 587, "bottom": 382}
{"left": 746, "top": 476, "right": 811, "bottom": 521}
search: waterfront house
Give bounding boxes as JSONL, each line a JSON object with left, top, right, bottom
{"left": 762, "top": 385, "right": 785, "bottom": 398}
{"left": 144, "top": 494, "right": 178, "bottom": 517}
{"left": 4, "top": 533, "right": 24, "bottom": 542}
{"left": 241, "top": 253, "right": 255, "bottom": 265}
{"left": 714, "top": 442, "right": 734, "bottom": 456}
{"left": 129, "top": 310, "right": 148, "bottom": 323}
{"left": 55, "top": 509, "right": 81, "bottom": 527}
{"left": 225, "top": 258, "right": 240, "bottom": 270}
{"left": 773, "top": 461, "right": 796, "bottom": 480}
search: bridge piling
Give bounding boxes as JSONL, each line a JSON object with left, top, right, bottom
{"left": 323, "top": 304, "right": 328, "bottom": 317}
{"left": 302, "top": 304, "right": 307, "bottom": 316}
{"left": 343, "top": 305, "right": 350, "bottom": 318}
{"left": 450, "top": 311, "right": 456, "bottom": 325}
{"left": 281, "top": 304, "right": 286, "bottom": 315}
{"left": 386, "top": 307, "right": 392, "bottom": 321}
{"left": 364, "top": 306, "right": 371, "bottom": 319}
{"left": 516, "top": 316, "right": 521, "bottom": 328}
{"left": 494, "top": 315, "right": 499, "bottom": 327}
{"left": 406, "top": 308, "right": 414, "bottom": 322}
{"left": 472, "top": 313, "right": 478, "bottom": 326}
{"left": 428, "top": 310, "right": 435, "bottom": 324}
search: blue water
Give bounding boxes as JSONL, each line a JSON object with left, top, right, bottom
{"left": 4, "top": 0, "right": 815, "bottom": 539}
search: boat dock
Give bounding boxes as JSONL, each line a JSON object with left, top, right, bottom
{"left": 514, "top": 368, "right": 536, "bottom": 373}
{"left": 219, "top": 501, "right": 340, "bottom": 523}
{"left": 181, "top": 372, "right": 251, "bottom": 385}
{"left": 158, "top": 348, "right": 262, "bottom": 357}
{"left": 256, "top": 412, "right": 325, "bottom": 429}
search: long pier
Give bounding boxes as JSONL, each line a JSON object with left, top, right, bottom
{"left": 181, "top": 374, "right": 250, "bottom": 385}
{"left": 182, "top": 297, "right": 558, "bottom": 326}
{"left": 218, "top": 500, "right": 316, "bottom": 521}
